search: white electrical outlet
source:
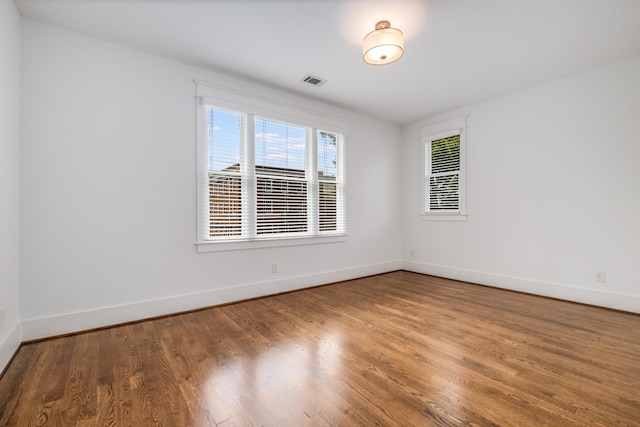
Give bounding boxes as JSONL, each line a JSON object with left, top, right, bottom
{"left": 410, "top": 249, "right": 415, "bottom": 258}
{"left": 594, "top": 270, "right": 606, "bottom": 283}
{"left": 272, "top": 263, "right": 279, "bottom": 273}
{"left": 0, "top": 308, "right": 5, "bottom": 329}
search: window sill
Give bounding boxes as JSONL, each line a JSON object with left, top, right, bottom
{"left": 420, "top": 213, "right": 468, "bottom": 222}
{"left": 195, "top": 234, "right": 347, "bottom": 253}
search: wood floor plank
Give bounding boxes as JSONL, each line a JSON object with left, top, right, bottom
{"left": 1, "top": 271, "right": 639, "bottom": 426}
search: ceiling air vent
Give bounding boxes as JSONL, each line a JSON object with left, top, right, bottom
{"left": 301, "top": 74, "right": 327, "bottom": 87}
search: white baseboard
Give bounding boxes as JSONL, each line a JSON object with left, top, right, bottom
{"left": 0, "top": 322, "right": 22, "bottom": 374}
{"left": 21, "top": 260, "right": 403, "bottom": 341}
{"left": 402, "top": 260, "right": 640, "bottom": 314}
{"left": 17, "top": 258, "right": 636, "bottom": 356}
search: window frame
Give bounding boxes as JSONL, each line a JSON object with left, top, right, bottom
{"left": 195, "top": 81, "right": 347, "bottom": 252}
{"left": 420, "top": 116, "right": 468, "bottom": 221}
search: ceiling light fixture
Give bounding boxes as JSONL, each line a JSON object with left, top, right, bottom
{"left": 363, "top": 20, "right": 404, "bottom": 65}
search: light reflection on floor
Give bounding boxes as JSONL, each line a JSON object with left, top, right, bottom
{"left": 203, "top": 332, "right": 345, "bottom": 424}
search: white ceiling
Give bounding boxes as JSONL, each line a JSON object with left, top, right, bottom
{"left": 15, "top": 0, "right": 640, "bottom": 125}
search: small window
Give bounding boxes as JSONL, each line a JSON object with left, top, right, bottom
{"left": 421, "top": 117, "right": 467, "bottom": 221}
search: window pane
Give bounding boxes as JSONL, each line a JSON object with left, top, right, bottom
{"left": 318, "top": 131, "right": 337, "bottom": 180}
{"left": 429, "top": 174, "right": 459, "bottom": 210}
{"left": 256, "top": 177, "right": 308, "bottom": 235}
{"left": 207, "top": 108, "right": 241, "bottom": 172}
{"left": 208, "top": 173, "right": 242, "bottom": 236}
{"left": 319, "top": 181, "right": 337, "bottom": 231}
{"left": 431, "top": 135, "right": 460, "bottom": 174}
{"left": 255, "top": 118, "right": 308, "bottom": 235}
{"left": 255, "top": 118, "right": 306, "bottom": 175}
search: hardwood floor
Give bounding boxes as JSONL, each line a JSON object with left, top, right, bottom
{"left": 1, "top": 271, "right": 639, "bottom": 426}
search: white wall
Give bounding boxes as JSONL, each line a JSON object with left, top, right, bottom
{"left": 19, "top": 19, "right": 402, "bottom": 340}
{"left": 402, "top": 56, "right": 640, "bottom": 313}
{"left": 0, "top": 0, "right": 22, "bottom": 372}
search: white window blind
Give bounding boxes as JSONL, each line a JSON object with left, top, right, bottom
{"left": 255, "top": 118, "right": 308, "bottom": 236}
{"left": 426, "top": 134, "right": 460, "bottom": 211}
{"left": 206, "top": 108, "right": 244, "bottom": 237}
{"left": 196, "top": 83, "right": 347, "bottom": 245}
{"left": 317, "top": 131, "right": 341, "bottom": 232}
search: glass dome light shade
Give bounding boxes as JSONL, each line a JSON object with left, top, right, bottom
{"left": 363, "top": 21, "right": 404, "bottom": 65}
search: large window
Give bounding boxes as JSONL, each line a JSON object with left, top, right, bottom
{"left": 196, "top": 82, "right": 346, "bottom": 250}
{"left": 421, "top": 116, "right": 467, "bottom": 221}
